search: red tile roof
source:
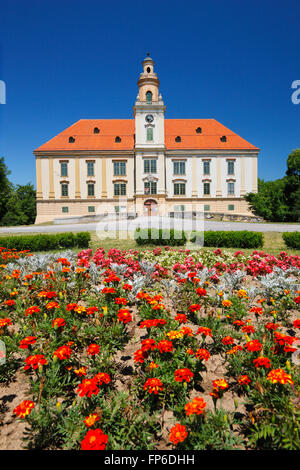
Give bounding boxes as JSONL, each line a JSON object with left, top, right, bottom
{"left": 34, "top": 118, "right": 259, "bottom": 152}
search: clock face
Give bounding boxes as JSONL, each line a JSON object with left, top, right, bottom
{"left": 145, "top": 114, "right": 154, "bottom": 123}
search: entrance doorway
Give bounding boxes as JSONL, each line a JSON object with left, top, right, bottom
{"left": 144, "top": 199, "right": 158, "bottom": 216}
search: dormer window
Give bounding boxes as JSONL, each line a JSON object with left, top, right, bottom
{"left": 115, "top": 136, "right": 121, "bottom": 143}
{"left": 69, "top": 136, "right": 75, "bottom": 143}
{"left": 220, "top": 135, "right": 227, "bottom": 142}
{"left": 196, "top": 127, "right": 202, "bottom": 134}
{"left": 93, "top": 127, "right": 100, "bottom": 134}
{"left": 175, "top": 136, "right": 181, "bottom": 142}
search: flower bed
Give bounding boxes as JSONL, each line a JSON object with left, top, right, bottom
{"left": 0, "top": 245, "right": 299, "bottom": 450}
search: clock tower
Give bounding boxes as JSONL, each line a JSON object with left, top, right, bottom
{"left": 133, "top": 53, "right": 166, "bottom": 149}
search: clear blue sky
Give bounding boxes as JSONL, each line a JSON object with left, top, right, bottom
{"left": 0, "top": 0, "right": 299, "bottom": 187}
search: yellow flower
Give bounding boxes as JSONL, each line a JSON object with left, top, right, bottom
{"left": 102, "top": 306, "right": 108, "bottom": 315}
{"left": 222, "top": 299, "right": 232, "bottom": 308}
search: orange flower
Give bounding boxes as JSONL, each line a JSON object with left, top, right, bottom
{"left": 144, "top": 378, "right": 163, "bottom": 395}
{"left": 197, "top": 326, "right": 212, "bottom": 337}
{"left": 74, "top": 366, "right": 87, "bottom": 377}
{"left": 74, "top": 305, "right": 86, "bottom": 315}
{"left": 149, "top": 361, "right": 158, "bottom": 369}
{"left": 52, "top": 318, "right": 66, "bottom": 329}
{"left": 169, "top": 423, "right": 188, "bottom": 445}
{"left": 83, "top": 413, "right": 100, "bottom": 427}
{"left": 0, "top": 318, "right": 12, "bottom": 328}
{"left": 212, "top": 379, "right": 229, "bottom": 390}
{"left": 4, "top": 299, "right": 15, "bottom": 306}
{"left": 45, "top": 301, "right": 60, "bottom": 310}
{"left": 81, "top": 428, "right": 108, "bottom": 450}
{"left": 87, "top": 344, "right": 100, "bottom": 356}
{"left": 185, "top": 397, "right": 206, "bottom": 416}
{"left": 238, "top": 375, "right": 251, "bottom": 386}
{"left": 14, "top": 400, "right": 35, "bottom": 418}
{"left": 114, "top": 297, "right": 128, "bottom": 305}
{"left": 267, "top": 368, "right": 294, "bottom": 385}
{"left": 195, "top": 348, "right": 210, "bottom": 361}
{"left": 174, "top": 368, "right": 194, "bottom": 383}
{"left": 180, "top": 327, "right": 194, "bottom": 337}
{"left": 93, "top": 372, "right": 111, "bottom": 385}
{"left": 53, "top": 345, "right": 72, "bottom": 361}
{"left": 222, "top": 300, "right": 232, "bottom": 308}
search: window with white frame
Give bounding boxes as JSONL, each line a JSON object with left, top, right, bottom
{"left": 203, "top": 182, "right": 210, "bottom": 195}
{"left": 173, "top": 161, "right": 185, "bottom": 175}
{"left": 203, "top": 160, "right": 210, "bottom": 175}
{"left": 174, "top": 182, "right": 186, "bottom": 195}
{"left": 227, "top": 160, "right": 235, "bottom": 175}
{"left": 113, "top": 161, "right": 126, "bottom": 176}
{"left": 144, "top": 159, "right": 157, "bottom": 173}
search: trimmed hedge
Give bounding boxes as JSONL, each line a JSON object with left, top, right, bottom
{"left": 282, "top": 232, "right": 300, "bottom": 249}
{"left": 190, "top": 230, "right": 264, "bottom": 249}
{"left": 0, "top": 231, "right": 91, "bottom": 252}
{"left": 134, "top": 228, "right": 187, "bottom": 246}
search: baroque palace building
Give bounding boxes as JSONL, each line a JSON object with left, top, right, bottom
{"left": 34, "top": 54, "right": 259, "bottom": 224}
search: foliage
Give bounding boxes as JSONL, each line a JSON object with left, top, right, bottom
{"left": 135, "top": 228, "right": 187, "bottom": 246}
{"left": 0, "top": 232, "right": 91, "bottom": 252}
{"left": 283, "top": 232, "right": 300, "bottom": 249}
{"left": 190, "top": 230, "right": 264, "bottom": 249}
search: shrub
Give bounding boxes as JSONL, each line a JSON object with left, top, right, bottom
{"left": 282, "top": 232, "right": 300, "bottom": 249}
{"left": 190, "top": 231, "right": 264, "bottom": 249}
{"left": 0, "top": 232, "right": 91, "bottom": 252}
{"left": 134, "top": 228, "right": 187, "bottom": 246}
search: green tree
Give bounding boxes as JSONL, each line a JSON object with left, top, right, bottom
{"left": 1, "top": 184, "right": 36, "bottom": 226}
{"left": 283, "top": 149, "right": 300, "bottom": 221}
{"left": 0, "top": 156, "right": 13, "bottom": 223}
{"left": 244, "top": 178, "right": 288, "bottom": 222}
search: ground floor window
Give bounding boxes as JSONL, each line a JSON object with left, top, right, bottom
{"left": 174, "top": 205, "right": 185, "bottom": 211}
{"left": 204, "top": 204, "right": 210, "bottom": 211}
{"left": 62, "top": 206, "right": 68, "bottom": 213}
{"left": 88, "top": 206, "right": 95, "bottom": 213}
{"left": 228, "top": 204, "right": 235, "bottom": 211}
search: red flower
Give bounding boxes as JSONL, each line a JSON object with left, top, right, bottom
{"left": 86, "top": 306, "right": 99, "bottom": 315}
{"left": 222, "top": 336, "right": 234, "bottom": 345}
{"left": 141, "top": 338, "right": 156, "bottom": 352}
{"left": 13, "top": 400, "right": 35, "bottom": 418}
{"left": 293, "top": 319, "right": 300, "bottom": 329}
{"left": 189, "top": 304, "right": 201, "bottom": 313}
{"left": 195, "top": 348, "right": 210, "bottom": 361}
{"left": 242, "top": 325, "right": 255, "bottom": 334}
{"left": 81, "top": 428, "right": 108, "bottom": 450}
{"left": 157, "top": 340, "right": 173, "bottom": 354}
{"left": 87, "top": 344, "right": 100, "bottom": 356}
{"left": 25, "top": 306, "right": 41, "bottom": 316}
{"left": 245, "top": 340, "right": 263, "bottom": 352}
{"left": 169, "top": 424, "right": 188, "bottom": 445}
{"left": 0, "top": 318, "right": 12, "bottom": 328}
{"left": 197, "top": 326, "right": 212, "bottom": 337}
{"left": 53, "top": 345, "right": 72, "bottom": 360}
{"left": 93, "top": 372, "right": 111, "bottom": 385}
{"left": 117, "top": 308, "right": 132, "bottom": 324}
{"left": 265, "top": 322, "right": 280, "bottom": 331}
{"left": 19, "top": 336, "right": 37, "bottom": 349}
{"left": 123, "top": 283, "right": 132, "bottom": 291}
{"left": 196, "top": 288, "right": 207, "bottom": 297}
{"left": 238, "top": 375, "right": 251, "bottom": 386}
{"left": 144, "top": 378, "right": 163, "bottom": 395}
{"left": 253, "top": 357, "right": 271, "bottom": 368}
{"left": 175, "top": 314, "right": 187, "bottom": 324}
{"left": 77, "top": 378, "right": 100, "bottom": 397}
{"left": 24, "top": 354, "right": 48, "bottom": 371}
{"left": 249, "top": 307, "right": 263, "bottom": 315}
{"left": 115, "top": 297, "right": 128, "bottom": 305}
{"left": 66, "top": 303, "right": 78, "bottom": 311}
{"left": 134, "top": 348, "right": 148, "bottom": 363}
{"left": 52, "top": 318, "right": 66, "bottom": 329}
{"left": 102, "top": 287, "right": 117, "bottom": 295}
{"left": 294, "top": 296, "right": 300, "bottom": 304}
{"left": 174, "top": 368, "right": 194, "bottom": 383}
